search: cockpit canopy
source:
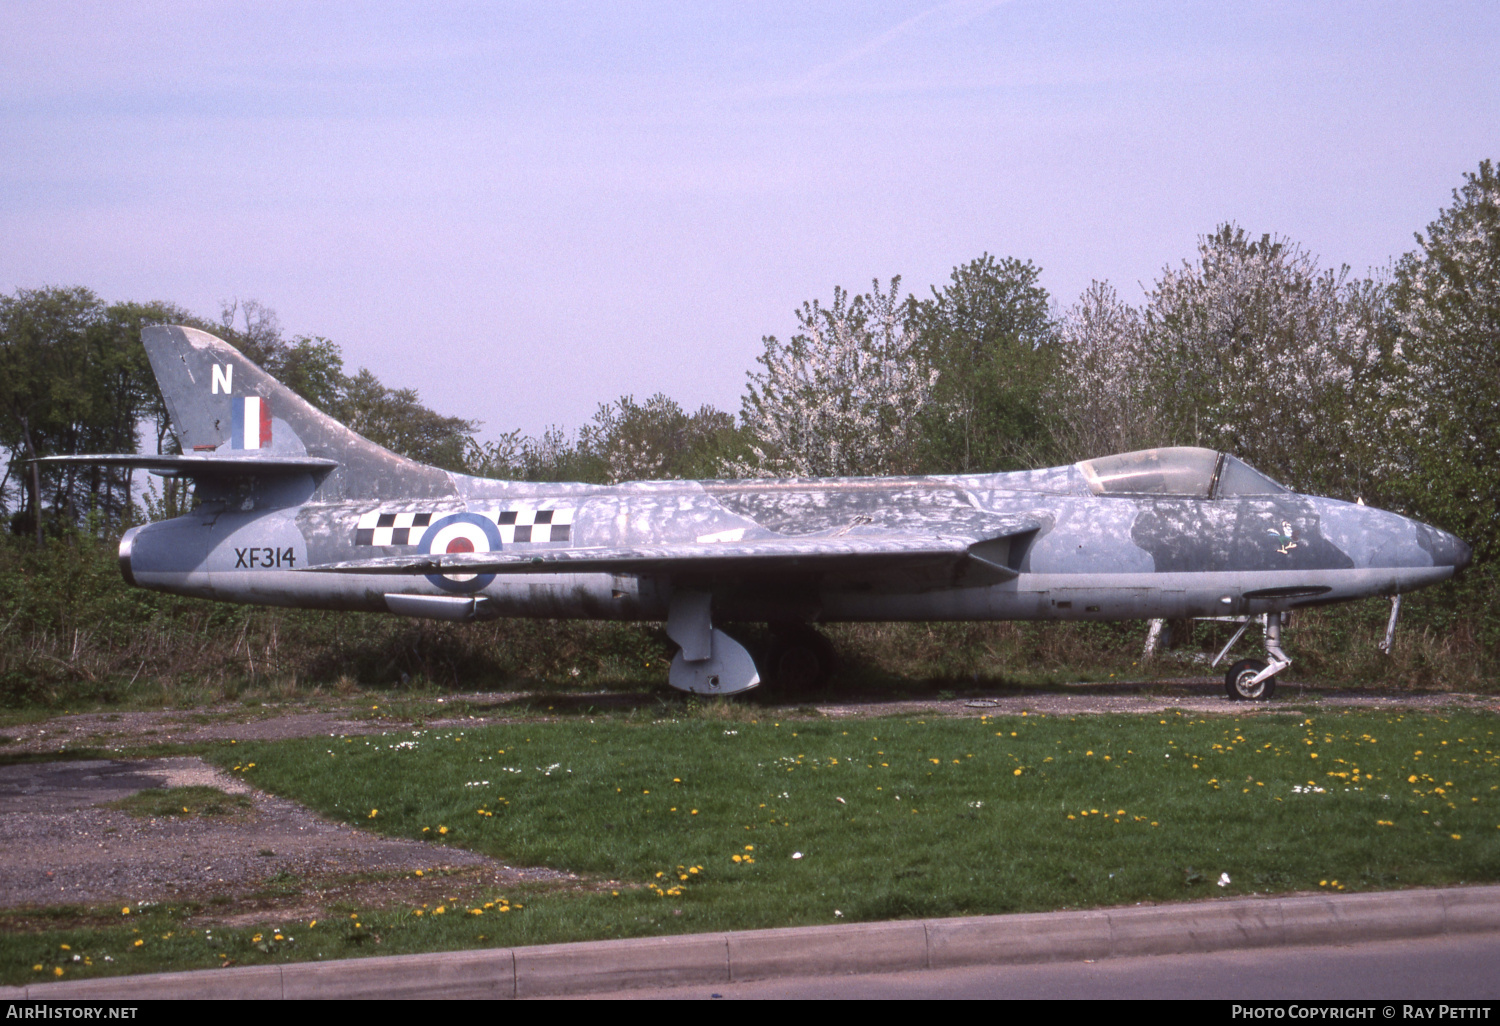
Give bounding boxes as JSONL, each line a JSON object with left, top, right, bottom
{"left": 1076, "top": 447, "right": 1288, "bottom": 498}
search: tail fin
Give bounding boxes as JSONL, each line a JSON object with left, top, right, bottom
{"left": 144, "top": 326, "right": 456, "bottom": 500}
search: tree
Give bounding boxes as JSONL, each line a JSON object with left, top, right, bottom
{"left": 99, "top": 300, "right": 202, "bottom": 526}
{"left": 1390, "top": 159, "right": 1500, "bottom": 567}
{"left": 1139, "top": 225, "right": 1386, "bottom": 496}
{"left": 216, "top": 300, "right": 481, "bottom": 472}
{"left": 911, "top": 254, "right": 1056, "bottom": 473}
{"left": 1049, "top": 280, "right": 1157, "bottom": 462}
{"left": 217, "top": 299, "right": 285, "bottom": 367}
{"left": 465, "top": 396, "right": 743, "bottom": 484}
{"left": 735, "top": 278, "right": 934, "bottom": 478}
{"left": 579, "top": 394, "right": 739, "bottom": 483}
{"left": 335, "top": 369, "right": 477, "bottom": 473}
{"left": 0, "top": 288, "right": 108, "bottom": 543}
{"left": 274, "top": 336, "right": 348, "bottom": 416}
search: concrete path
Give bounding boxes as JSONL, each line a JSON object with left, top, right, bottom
{"left": 6, "top": 884, "right": 1499, "bottom": 1000}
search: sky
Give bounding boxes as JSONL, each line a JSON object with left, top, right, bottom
{"left": 3, "top": 1, "right": 1498, "bottom": 439}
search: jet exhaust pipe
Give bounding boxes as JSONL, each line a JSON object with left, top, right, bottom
{"left": 118, "top": 525, "right": 140, "bottom": 588}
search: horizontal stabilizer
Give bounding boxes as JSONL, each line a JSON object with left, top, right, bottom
{"left": 35, "top": 453, "right": 338, "bottom": 478}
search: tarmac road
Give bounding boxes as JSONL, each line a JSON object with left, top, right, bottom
{"left": 574, "top": 929, "right": 1500, "bottom": 1000}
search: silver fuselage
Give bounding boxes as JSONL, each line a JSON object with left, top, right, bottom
{"left": 119, "top": 463, "right": 1469, "bottom": 625}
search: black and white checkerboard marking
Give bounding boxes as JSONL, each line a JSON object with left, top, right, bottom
{"left": 355, "top": 506, "right": 574, "bottom": 547}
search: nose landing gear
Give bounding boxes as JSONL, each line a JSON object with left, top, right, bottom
{"left": 1217, "top": 614, "right": 1292, "bottom": 701}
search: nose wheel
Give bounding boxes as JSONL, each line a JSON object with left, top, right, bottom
{"left": 1218, "top": 614, "right": 1291, "bottom": 701}
{"left": 1225, "top": 658, "right": 1275, "bottom": 700}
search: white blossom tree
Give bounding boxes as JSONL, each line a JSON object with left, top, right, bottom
{"left": 1139, "top": 224, "right": 1387, "bottom": 495}
{"left": 1391, "top": 159, "right": 1500, "bottom": 560}
{"left": 581, "top": 394, "right": 736, "bottom": 484}
{"left": 1049, "top": 279, "right": 1155, "bottom": 462}
{"left": 732, "top": 278, "right": 935, "bottom": 478}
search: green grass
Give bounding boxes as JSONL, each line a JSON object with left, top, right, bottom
{"left": 223, "top": 708, "right": 1500, "bottom": 911}
{"left": 101, "top": 786, "right": 253, "bottom": 819}
{"left": 5, "top": 707, "right": 1498, "bottom": 985}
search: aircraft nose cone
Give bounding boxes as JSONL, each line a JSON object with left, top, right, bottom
{"left": 1453, "top": 536, "right": 1473, "bottom": 573}
{"left": 1427, "top": 527, "right": 1473, "bottom": 574}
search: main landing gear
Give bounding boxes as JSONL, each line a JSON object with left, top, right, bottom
{"left": 663, "top": 590, "right": 761, "bottom": 695}
{"left": 662, "top": 591, "right": 837, "bottom": 696}
{"left": 765, "top": 622, "right": 837, "bottom": 692}
{"left": 1216, "top": 613, "right": 1293, "bottom": 702}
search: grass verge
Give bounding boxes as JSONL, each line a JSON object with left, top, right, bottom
{"left": 101, "top": 786, "right": 253, "bottom": 820}
{"left": 4, "top": 706, "right": 1497, "bottom": 985}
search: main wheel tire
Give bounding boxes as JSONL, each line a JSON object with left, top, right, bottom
{"left": 1225, "top": 658, "right": 1275, "bottom": 701}
{"left": 766, "top": 624, "right": 836, "bottom": 691}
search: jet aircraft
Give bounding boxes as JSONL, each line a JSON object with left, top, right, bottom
{"left": 45, "top": 327, "right": 1472, "bottom": 701}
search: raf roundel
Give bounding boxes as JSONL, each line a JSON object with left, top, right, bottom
{"left": 422, "top": 513, "right": 501, "bottom": 593}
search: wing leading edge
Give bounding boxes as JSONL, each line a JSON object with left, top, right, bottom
{"left": 305, "top": 514, "right": 1041, "bottom": 590}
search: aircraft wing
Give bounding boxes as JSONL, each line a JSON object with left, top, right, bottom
{"left": 306, "top": 514, "right": 1041, "bottom": 589}
{"left": 34, "top": 454, "right": 339, "bottom": 477}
